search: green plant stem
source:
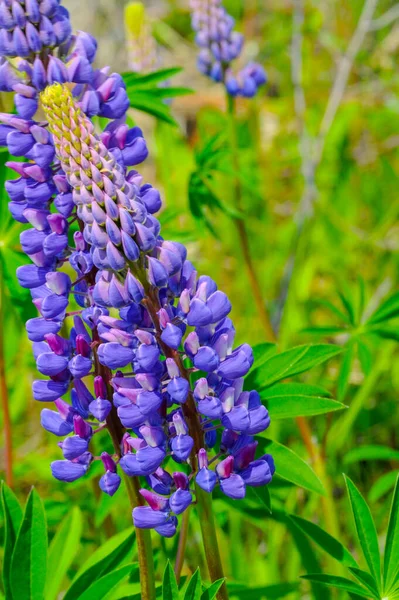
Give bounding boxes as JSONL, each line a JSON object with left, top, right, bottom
{"left": 195, "top": 485, "right": 229, "bottom": 600}
{"left": 93, "top": 332, "right": 156, "bottom": 600}
{"left": 226, "top": 94, "right": 276, "bottom": 343}
{"left": 174, "top": 507, "right": 190, "bottom": 582}
{"left": 0, "top": 263, "right": 13, "bottom": 488}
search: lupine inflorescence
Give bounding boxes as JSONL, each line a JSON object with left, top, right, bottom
{"left": 125, "top": 2, "right": 158, "bottom": 74}
{"left": 0, "top": 0, "right": 274, "bottom": 538}
{"left": 190, "top": 0, "right": 267, "bottom": 97}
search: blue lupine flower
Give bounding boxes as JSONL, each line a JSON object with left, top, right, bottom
{"left": 190, "top": 0, "right": 267, "bottom": 97}
{"left": 0, "top": 1, "right": 274, "bottom": 538}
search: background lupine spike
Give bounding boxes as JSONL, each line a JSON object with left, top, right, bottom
{"left": 124, "top": 1, "right": 158, "bottom": 73}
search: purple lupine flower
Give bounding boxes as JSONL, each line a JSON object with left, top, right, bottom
{"left": 190, "top": 0, "right": 267, "bottom": 97}
{"left": 1, "top": 2, "right": 273, "bottom": 538}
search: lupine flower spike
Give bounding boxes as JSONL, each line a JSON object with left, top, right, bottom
{"left": 0, "top": 0, "right": 274, "bottom": 540}
{"left": 190, "top": 0, "right": 267, "bottom": 97}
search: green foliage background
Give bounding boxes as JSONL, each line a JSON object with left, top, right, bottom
{"left": 0, "top": 0, "right": 399, "bottom": 598}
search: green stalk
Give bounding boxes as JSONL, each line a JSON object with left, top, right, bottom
{"left": 195, "top": 485, "right": 229, "bottom": 600}
{"left": 0, "top": 261, "right": 13, "bottom": 488}
{"left": 226, "top": 94, "right": 276, "bottom": 343}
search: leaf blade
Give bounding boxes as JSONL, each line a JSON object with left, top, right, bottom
{"left": 1, "top": 483, "right": 23, "bottom": 600}
{"left": 384, "top": 475, "right": 399, "bottom": 591}
{"left": 184, "top": 569, "right": 202, "bottom": 600}
{"left": 163, "top": 561, "right": 179, "bottom": 600}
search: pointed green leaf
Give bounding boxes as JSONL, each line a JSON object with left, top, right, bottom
{"left": 344, "top": 476, "right": 381, "bottom": 586}
{"left": 249, "top": 345, "right": 341, "bottom": 390}
{"left": 1, "top": 483, "right": 23, "bottom": 600}
{"left": 289, "top": 515, "right": 357, "bottom": 567}
{"left": 163, "top": 561, "right": 179, "bottom": 600}
{"left": 384, "top": 475, "right": 399, "bottom": 591}
{"left": 301, "top": 574, "right": 371, "bottom": 597}
{"left": 348, "top": 568, "right": 379, "bottom": 598}
{"left": 338, "top": 291, "right": 356, "bottom": 326}
{"left": 369, "top": 471, "right": 398, "bottom": 503}
{"left": 367, "top": 292, "right": 399, "bottom": 325}
{"left": 184, "top": 569, "right": 202, "bottom": 600}
{"left": 64, "top": 532, "right": 135, "bottom": 600}
{"left": 122, "top": 67, "right": 182, "bottom": 87}
{"left": 337, "top": 343, "right": 355, "bottom": 401}
{"left": 261, "top": 384, "right": 345, "bottom": 420}
{"left": 344, "top": 445, "right": 399, "bottom": 465}
{"left": 256, "top": 438, "right": 325, "bottom": 495}
{"left": 10, "top": 488, "right": 47, "bottom": 600}
{"left": 77, "top": 564, "right": 137, "bottom": 600}
{"left": 252, "top": 343, "right": 278, "bottom": 368}
{"left": 75, "top": 527, "right": 134, "bottom": 574}
{"left": 226, "top": 582, "right": 299, "bottom": 599}
{"left": 45, "top": 506, "right": 83, "bottom": 600}
{"left": 201, "top": 579, "right": 226, "bottom": 600}
{"left": 247, "top": 485, "right": 272, "bottom": 514}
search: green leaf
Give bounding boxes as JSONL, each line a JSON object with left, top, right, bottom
{"left": 246, "top": 485, "right": 272, "bottom": 514}
{"left": 226, "top": 582, "right": 298, "bottom": 599}
{"left": 1, "top": 483, "right": 23, "bottom": 600}
{"left": 10, "top": 488, "right": 47, "bottom": 600}
{"left": 45, "top": 506, "right": 83, "bottom": 600}
{"left": 344, "top": 445, "right": 399, "bottom": 465}
{"left": 301, "top": 574, "right": 371, "bottom": 597}
{"left": 184, "top": 569, "right": 202, "bottom": 600}
{"left": 127, "top": 93, "right": 177, "bottom": 126}
{"left": 122, "top": 67, "right": 182, "bottom": 87}
{"left": 337, "top": 343, "right": 355, "bottom": 401}
{"left": 338, "top": 291, "right": 356, "bottom": 326}
{"left": 75, "top": 528, "right": 134, "bottom": 574}
{"left": 369, "top": 471, "right": 398, "bottom": 503}
{"left": 252, "top": 343, "right": 278, "bottom": 368}
{"left": 370, "top": 327, "right": 399, "bottom": 342}
{"left": 367, "top": 292, "right": 399, "bottom": 325}
{"left": 344, "top": 476, "right": 381, "bottom": 587}
{"left": 261, "top": 383, "right": 345, "bottom": 419}
{"left": 289, "top": 515, "right": 357, "bottom": 567}
{"left": 384, "top": 476, "right": 399, "bottom": 591}
{"left": 63, "top": 532, "right": 135, "bottom": 600}
{"left": 249, "top": 344, "right": 341, "bottom": 390}
{"left": 77, "top": 565, "right": 137, "bottom": 600}
{"left": 163, "top": 561, "right": 179, "bottom": 600}
{"left": 256, "top": 438, "right": 325, "bottom": 495}
{"left": 201, "top": 579, "right": 226, "bottom": 600}
{"left": 348, "top": 568, "right": 380, "bottom": 598}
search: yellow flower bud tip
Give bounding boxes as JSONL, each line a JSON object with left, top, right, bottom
{"left": 125, "top": 2, "right": 146, "bottom": 39}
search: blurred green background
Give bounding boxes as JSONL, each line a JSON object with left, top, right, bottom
{"left": 1, "top": 1, "right": 399, "bottom": 598}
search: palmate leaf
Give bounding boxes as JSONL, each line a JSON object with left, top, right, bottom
{"left": 344, "top": 476, "right": 381, "bottom": 589}
{"left": 289, "top": 515, "right": 358, "bottom": 568}
{"left": 256, "top": 438, "right": 325, "bottom": 495}
{"left": 384, "top": 475, "right": 399, "bottom": 592}
{"left": 366, "top": 291, "right": 399, "bottom": 325}
{"left": 1, "top": 483, "right": 23, "bottom": 600}
{"left": 261, "top": 382, "right": 345, "bottom": 419}
{"left": 247, "top": 344, "right": 341, "bottom": 391}
{"left": 10, "top": 488, "right": 47, "bottom": 600}
{"left": 348, "top": 568, "right": 380, "bottom": 598}
{"left": 301, "top": 574, "right": 372, "bottom": 598}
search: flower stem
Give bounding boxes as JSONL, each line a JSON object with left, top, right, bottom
{"left": 226, "top": 94, "right": 276, "bottom": 343}
{"left": 93, "top": 332, "right": 156, "bottom": 600}
{"left": 195, "top": 485, "right": 229, "bottom": 600}
{"left": 0, "top": 265, "right": 13, "bottom": 488}
{"left": 174, "top": 506, "right": 190, "bottom": 582}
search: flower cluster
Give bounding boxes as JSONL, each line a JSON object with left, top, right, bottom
{"left": 0, "top": 0, "right": 274, "bottom": 538}
{"left": 125, "top": 2, "right": 158, "bottom": 74}
{"left": 190, "top": 0, "right": 267, "bottom": 97}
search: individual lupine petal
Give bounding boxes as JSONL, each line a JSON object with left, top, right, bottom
{"left": 16, "top": 264, "right": 48, "bottom": 288}
{"left": 68, "top": 354, "right": 92, "bottom": 378}
{"left": 36, "top": 352, "right": 68, "bottom": 376}
{"left": 117, "top": 403, "right": 146, "bottom": 429}
{"left": 247, "top": 405, "right": 270, "bottom": 435}
{"left": 161, "top": 323, "right": 182, "bottom": 350}
{"left": 140, "top": 425, "right": 166, "bottom": 448}
{"left": 73, "top": 415, "right": 92, "bottom": 439}
{"left": 45, "top": 272, "right": 71, "bottom": 295}
{"left": 147, "top": 468, "right": 173, "bottom": 495}
{"left": 20, "top": 229, "right": 47, "bottom": 255}
{"left": 196, "top": 467, "right": 217, "bottom": 493}
{"left": 136, "top": 445, "right": 166, "bottom": 474}
{"left": 241, "top": 458, "right": 273, "bottom": 487}
{"left": 147, "top": 256, "right": 168, "bottom": 288}
{"left": 121, "top": 230, "right": 140, "bottom": 261}
{"left": 39, "top": 294, "right": 68, "bottom": 319}
{"left": 193, "top": 346, "right": 220, "bottom": 372}
{"left": 207, "top": 290, "right": 232, "bottom": 322}
{"left": 136, "top": 390, "right": 163, "bottom": 415}
{"left": 126, "top": 271, "right": 144, "bottom": 303}
{"left": 98, "top": 343, "right": 134, "bottom": 369}
{"left": 140, "top": 488, "right": 169, "bottom": 511}
{"left": 197, "top": 396, "right": 223, "bottom": 419}
{"left": 15, "top": 93, "right": 38, "bottom": 119}
{"left": 167, "top": 377, "right": 189, "bottom": 404}
{"left": 51, "top": 460, "right": 87, "bottom": 482}
{"left": 169, "top": 489, "right": 192, "bottom": 515}
{"left": 157, "top": 247, "right": 182, "bottom": 276}
{"left": 155, "top": 516, "right": 178, "bottom": 538}
{"left": 141, "top": 186, "right": 161, "bottom": 214}
{"left": 221, "top": 405, "right": 250, "bottom": 432}
{"left": 99, "top": 471, "right": 121, "bottom": 496}
{"left": 89, "top": 398, "right": 112, "bottom": 421}
{"left": 217, "top": 347, "right": 253, "bottom": 379}
{"left": 184, "top": 331, "right": 200, "bottom": 357}
{"left": 73, "top": 380, "right": 93, "bottom": 418}
{"left": 187, "top": 298, "right": 213, "bottom": 326}
{"left": 26, "top": 317, "right": 61, "bottom": 342}
{"left": 171, "top": 434, "right": 194, "bottom": 462}
{"left": 33, "top": 379, "right": 69, "bottom": 402}
{"left": 220, "top": 473, "right": 246, "bottom": 499}
{"left": 216, "top": 455, "right": 234, "bottom": 479}
{"left": 133, "top": 506, "right": 169, "bottom": 529}
{"left": 135, "top": 344, "right": 160, "bottom": 371}
{"left": 61, "top": 435, "right": 88, "bottom": 460}
{"left": 41, "top": 408, "right": 74, "bottom": 436}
